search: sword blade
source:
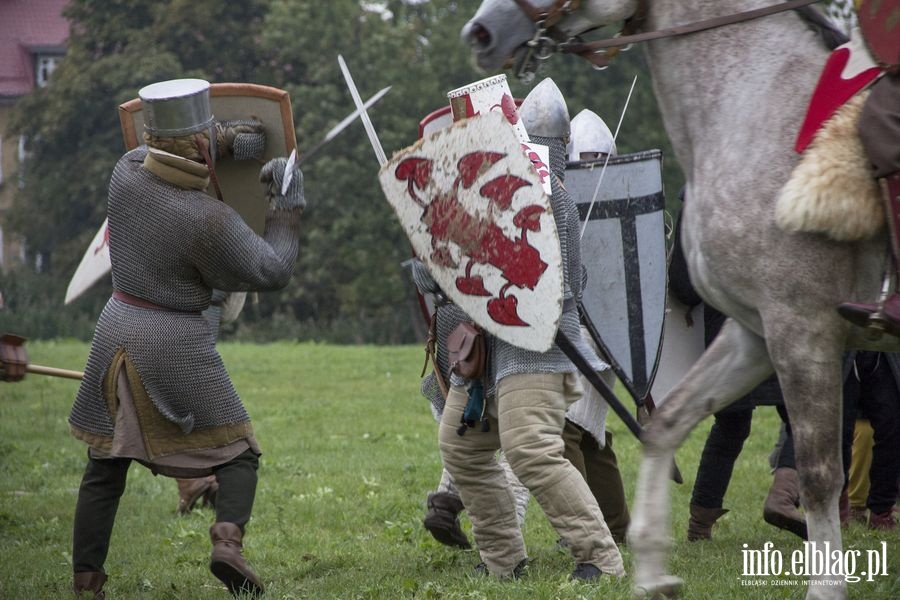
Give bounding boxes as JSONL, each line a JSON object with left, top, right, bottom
{"left": 299, "top": 86, "right": 392, "bottom": 166}
{"left": 281, "top": 148, "right": 297, "bottom": 196}
{"left": 337, "top": 55, "right": 387, "bottom": 166}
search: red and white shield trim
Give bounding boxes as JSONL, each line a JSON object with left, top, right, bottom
{"left": 380, "top": 112, "right": 563, "bottom": 352}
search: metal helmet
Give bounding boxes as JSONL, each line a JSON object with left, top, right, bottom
{"left": 518, "top": 78, "right": 570, "bottom": 141}
{"left": 139, "top": 78, "right": 215, "bottom": 138}
{"left": 567, "top": 109, "right": 617, "bottom": 162}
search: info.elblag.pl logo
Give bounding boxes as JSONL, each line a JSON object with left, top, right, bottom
{"left": 740, "top": 541, "right": 889, "bottom": 586}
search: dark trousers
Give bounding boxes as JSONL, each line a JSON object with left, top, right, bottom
{"left": 562, "top": 421, "right": 630, "bottom": 543}
{"left": 841, "top": 352, "right": 900, "bottom": 514}
{"left": 72, "top": 449, "right": 259, "bottom": 573}
{"left": 691, "top": 405, "right": 794, "bottom": 509}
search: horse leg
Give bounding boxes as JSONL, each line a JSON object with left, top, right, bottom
{"left": 767, "top": 330, "right": 846, "bottom": 600}
{"left": 631, "top": 320, "right": 773, "bottom": 598}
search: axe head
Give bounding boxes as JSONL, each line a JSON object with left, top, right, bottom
{"left": 0, "top": 333, "right": 28, "bottom": 382}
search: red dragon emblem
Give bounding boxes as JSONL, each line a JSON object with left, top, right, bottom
{"left": 394, "top": 151, "right": 548, "bottom": 327}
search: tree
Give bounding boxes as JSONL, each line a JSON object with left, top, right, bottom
{"left": 3, "top": 0, "right": 684, "bottom": 343}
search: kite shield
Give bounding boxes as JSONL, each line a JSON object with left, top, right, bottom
{"left": 119, "top": 82, "right": 296, "bottom": 233}
{"left": 381, "top": 112, "right": 563, "bottom": 352}
{"left": 567, "top": 150, "right": 667, "bottom": 399}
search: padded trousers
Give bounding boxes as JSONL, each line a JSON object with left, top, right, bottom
{"left": 439, "top": 373, "right": 624, "bottom": 577}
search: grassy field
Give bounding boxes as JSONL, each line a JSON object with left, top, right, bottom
{"left": 1, "top": 340, "right": 898, "bottom": 599}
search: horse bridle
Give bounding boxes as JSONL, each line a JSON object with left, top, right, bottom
{"left": 510, "top": 0, "right": 822, "bottom": 79}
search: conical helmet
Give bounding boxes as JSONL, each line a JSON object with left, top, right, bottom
{"left": 518, "top": 78, "right": 570, "bottom": 141}
{"left": 567, "top": 109, "right": 617, "bottom": 161}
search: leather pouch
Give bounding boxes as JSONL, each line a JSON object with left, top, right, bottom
{"left": 447, "top": 321, "right": 486, "bottom": 380}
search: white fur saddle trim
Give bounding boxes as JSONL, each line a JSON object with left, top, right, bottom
{"left": 775, "top": 91, "right": 882, "bottom": 241}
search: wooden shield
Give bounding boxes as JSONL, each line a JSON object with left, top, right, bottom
{"left": 858, "top": 0, "right": 900, "bottom": 68}
{"left": 381, "top": 112, "right": 563, "bottom": 352}
{"left": 119, "top": 83, "right": 295, "bottom": 233}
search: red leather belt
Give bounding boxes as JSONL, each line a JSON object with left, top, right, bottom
{"left": 112, "top": 290, "right": 194, "bottom": 313}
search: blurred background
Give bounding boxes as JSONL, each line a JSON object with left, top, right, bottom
{"left": 0, "top": 0, "right": 690, "bottom": 344}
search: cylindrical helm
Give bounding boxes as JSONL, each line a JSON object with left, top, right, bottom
{"left": 518, "top": 77, "right": 570, "bottom": 141}
{"left": 567, "top": 109, "right": 617, "bottom": 162}
{"left": 139, "top": 78, "right": 215, "bottom": 138}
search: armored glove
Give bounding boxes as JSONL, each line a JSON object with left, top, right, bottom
{"left": 260, "top": 156, "right": 305, "bottom": 210}
{"left": 216, "top": 119, "right": 266, "bottom": 161}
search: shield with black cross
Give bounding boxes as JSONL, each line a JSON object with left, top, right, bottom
{"left": 567, "top": 150, "right": 667, "bottom": 400}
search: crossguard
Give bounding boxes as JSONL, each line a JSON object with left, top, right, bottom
{"left": 0, "top": 334, "right": 28, "bottom": 382}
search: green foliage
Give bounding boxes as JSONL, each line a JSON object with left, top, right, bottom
{"left": 0, "top": 269, "right": 105, "bottom": 340}
{"left": 3, "top": 0, "right": 684, "bottom": 342}
{"left": 1, "top": 341, "right": 898, "bottom": 599}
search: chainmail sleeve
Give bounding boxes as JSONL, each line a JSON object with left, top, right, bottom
{"left": 191, "top": 200, "right": 301, "bottom": 292}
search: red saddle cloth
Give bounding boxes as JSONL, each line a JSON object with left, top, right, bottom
{"left": 795, "top": 37, "right": 882, "bottom": 154}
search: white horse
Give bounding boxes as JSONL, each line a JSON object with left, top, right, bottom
{"left": 462, "top": 1, "right": 896, "bottom": 598}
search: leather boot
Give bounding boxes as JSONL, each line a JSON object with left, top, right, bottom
{"left": 176, "top": 475, "right": 217, "bottom": 514}
{"left": 763, "top": 468, "right": 808, "bottom": 540}
{"left": 422, "top": 491, "right": 471, "bottom": 549}
{"left": 839, "top": 172, "right": 900, "bottom": 337}
{"left": 209, "top": 522, "right": 263, "bottom": 597}
{"left": 687, "top": 504, "right": 728, "bottom": 541}
{"left": 73, "top": 571, "right": 107, "bottom": 599}
{"left": 868, "top": 510, "right": 897, "bottom": 530}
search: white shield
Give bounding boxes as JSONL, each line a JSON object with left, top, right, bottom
{"left": 649, "top": 293, "right": 706, "bottom": 405}
{"left": 380, "top": 112, "right": 563, "bottom": 352}
{"left": 64, "top": 219, "right": 111, "bottom": 305}
{"left": 567, "top": 150, "right": 667, "bottom": 398}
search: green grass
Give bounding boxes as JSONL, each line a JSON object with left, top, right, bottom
{"left": 1, "top": 340, "right": 898, "bottom": 599}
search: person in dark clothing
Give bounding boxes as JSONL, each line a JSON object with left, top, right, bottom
{"left": 839, "top": 350, "right": 900, "bottom": 530}
{"left": 669, "top": 192, "right": 806, "bottom": 541}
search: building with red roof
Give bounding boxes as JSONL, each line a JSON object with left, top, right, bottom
{"left": 0, "top": 0, "right": 70, "bottom": 271}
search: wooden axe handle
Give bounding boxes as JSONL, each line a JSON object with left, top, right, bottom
{"left": 27, "top": 364, "right": 84, "bottom": 380}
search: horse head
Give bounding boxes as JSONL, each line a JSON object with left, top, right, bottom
{"left": 462, "top": 0, "right": 640, "bottom": 79}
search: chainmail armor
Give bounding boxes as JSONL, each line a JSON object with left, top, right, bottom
{"left": 493, "top": 136, "right": 602, "bottom": 384}
{"left": 70, "top": 146, "right": 301, "bottom": 436}
{"left": 216, "top": 119, "right": 266, "bottom": 161}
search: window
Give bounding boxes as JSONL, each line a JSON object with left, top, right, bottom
{"left": 35, "top": 54, "right": 61, "bottom": 88}
{"left": 17, "top": 136, "right": 27, "bottom": 190}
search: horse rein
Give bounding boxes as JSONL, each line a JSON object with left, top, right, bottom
{"left": 511, "top": 0, "right": 822, "bottom": 76}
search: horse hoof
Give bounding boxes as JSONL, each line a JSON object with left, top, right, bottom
{"left": 634, "top": 576, "right": 683, "bottom": 599}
